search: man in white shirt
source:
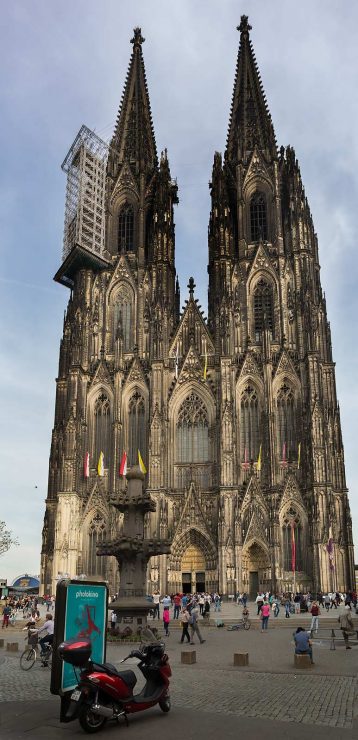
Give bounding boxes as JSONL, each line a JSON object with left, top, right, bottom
{"left": 39, "top": 613, "right": 54, "bottom": 652}
{"left": 152, "top": 591, "right": 161, "bottom": 619}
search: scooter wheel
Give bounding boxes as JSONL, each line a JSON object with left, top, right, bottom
{"left": 159, "top": 695, "right": 171, "bottom": 713}
{"left": 79, "top": 705, "right": 107, "bottom": 734}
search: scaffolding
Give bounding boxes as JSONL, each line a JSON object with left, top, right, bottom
{"left": 61, "top": 125, "right": 109, "bottom": 262}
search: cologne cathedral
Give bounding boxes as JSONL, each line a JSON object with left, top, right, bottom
{"left": 41, "top": 18, "right": 354, "bottom": 597}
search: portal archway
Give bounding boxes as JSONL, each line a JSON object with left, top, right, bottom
{"left": 242, "top": 541, "right": 271, "bottom": 598}
{"left": 181, "top": 544, "right": 206, "bottom": 593}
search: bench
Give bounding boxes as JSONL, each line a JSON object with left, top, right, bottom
{"left": 310, "top": 628, "right": 358, "bottom": 650}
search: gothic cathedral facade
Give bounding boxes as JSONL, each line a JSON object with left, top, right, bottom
{"left": 41, "top": 18, "right": 355, "bottom": 597}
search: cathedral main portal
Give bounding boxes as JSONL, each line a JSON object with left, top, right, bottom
{"left": 242, "top": 542, "right": 271, "bottom": 598}
{"left": 181, "top": 544, "right": 206, "bottom": 593}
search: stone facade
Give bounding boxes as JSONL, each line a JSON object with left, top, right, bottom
{"left": 41, "top": 19, "right": 355, "bottom": 597}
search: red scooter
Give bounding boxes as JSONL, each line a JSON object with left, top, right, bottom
{"left": 58, "top": 630, "right": 171, "bottom": 733}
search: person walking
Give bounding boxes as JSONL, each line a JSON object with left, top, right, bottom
{"left": 163, "top": 606, "right": 170, "bottom": 637}
{"left": 338, "top": 605, "right": 355, "bottom": 649}
{"left": 261, "top": 601, "right": 270, "bottom": 632}
{"left": 284, "top": 597, "right": 291, "bottom": 618}
{"left": 180, "top": 607, "right": 191, "bottom": 644}
{"left": 173, "top": 593, "right": 181, "bottom": 620}
{"left": 2, "top": 604, "right": 11, "bottom": 629}
{"left": 256, "top": 592, "right": 264, "bottom": 616}
{"left": 152, "top": 590, "right": 160, "bottom": 620}
{"left": 324, "top": 594, "right": 331, "bottom": 612}
{"left": 189, "top": 604, "right": 206, "bottom": 644}
{"left": 310, "top": 601, "right": 320, "bottom": 634}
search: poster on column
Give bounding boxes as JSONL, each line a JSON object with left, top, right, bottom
{"left": 51, "top": 579, "right": 108, "bottom": 695}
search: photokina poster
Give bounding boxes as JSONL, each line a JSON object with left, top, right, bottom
{"left": 62, "top": 583, "right": 107, "bottom": 692}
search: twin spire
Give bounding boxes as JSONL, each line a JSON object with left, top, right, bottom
{"left": 112, "top": 17, "right": 275, "bottom": 174}
{"left": 226, "top": 15, "right": 277, "bottom": 163}
{"left": 111, "top": 27, "right": 157, "bottom": 175}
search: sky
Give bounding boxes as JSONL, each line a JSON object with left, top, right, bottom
{"left": 0, "top": 0, "right": 357, "bottom": 583}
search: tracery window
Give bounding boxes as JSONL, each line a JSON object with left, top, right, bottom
{"left": 86, "top": 512, "right": 107, "bottom": 578}
{"left": 93, "top": 393, "right": 111, "bottom": 462}
{"left": 282, "top": 507, "right": 304, "bottom": 571}
{"left": 113, "top": 285, "right": 133, "bottom": 352}
{"left": 254, "top": 279, "right": 274, "bottom": 340}
{"left": 250, "top": 192, "right": 268, "bottom": 242}
{"left": 276, "top": 383, "right": 296, "bottom": 460}
{"left": 128, "top": 391, "right": 146, "bottom": 466}
{"left": 176, "top": 393, "right": 209, "bottom": 463}
{"left": 240, "top": 384, "right": 260, "bottom": 461}
{"left": 118, "top": 205, "right": 134, "bottom": 252}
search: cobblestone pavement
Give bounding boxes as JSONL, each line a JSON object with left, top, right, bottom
{"left": 0, "top": 653, "right": 356, "bottom": 729}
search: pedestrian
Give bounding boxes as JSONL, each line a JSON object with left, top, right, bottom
{"left": 324, "top": 594, "right": 330, "bottom": 612}
{"left": 294, "top": 627, "right": 314, "bottom": 664}
{"left": 2, "top": 604, "right": 11, "bottom": 629}
{"left": 152, "top": 590, "right": 160, "bottom": 620}
{"left": 173, "top": 593, "right": 181, "bottom": 619}
{"left": 180, "top": 607, "right": 191, "bottom": 644}
{"left": 310, "top": 601, "right": 320, "bottom": 635}
{"left": 261, "top": 600, "right": 270, "bottom": 632}
{"left": 198, "top": 594, "right": 205, "bottom": 615}
{"left": 163, "top": 606, "right": 170, "bottom": 637}
{"left": 338, "top": 605, "right": 355, "bottom": 649}
{"left": 284, "top": 597, "right": 291, "bottom": 618}
{"left": 242, "top": 592, "right": 247, "bottom": 608}
{"left": 110, "top": 610, "right": 117, "bottom": 633}
{"left": 256, "top": 592, "right": 264, "bottom": 616}
{"left": 189, "top": 604, "right": 206, "bottom": 644}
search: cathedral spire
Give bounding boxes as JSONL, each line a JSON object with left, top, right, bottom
{"left": 110, "top": 27, "right": 158, "bottom": 175}
{"left": 225, "top": 16, "right": 277, "bottom": 164}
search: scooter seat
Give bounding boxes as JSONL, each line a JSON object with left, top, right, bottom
{"left": 103, "top": 664, "right": 137, "bottom": 689}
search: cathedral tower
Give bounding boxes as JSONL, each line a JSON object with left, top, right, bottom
{"left": 41, "top": 20, "right": 354, "bottom": 597}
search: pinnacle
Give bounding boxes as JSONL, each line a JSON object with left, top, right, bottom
{"left": 226, "top": 19, "right": 277, "bottom": 164}
{"left": 131, "top": 27, "right": 145, "bottom": 47}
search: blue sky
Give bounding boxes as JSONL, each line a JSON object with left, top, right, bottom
{"left": 1, "top": 0, "right": 357, "bottom": 582}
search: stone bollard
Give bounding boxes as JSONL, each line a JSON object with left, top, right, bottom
{"left": 294, "top": 653, "right": 311, "bottom": 668}
{"left": 0, "top": 639, "right": 4, "bottom": 648}
{"left": 234, "top": 652, "right": 249, "bottom": 666}
{"left": 181, "top": 650, "right": 196, "bottom": 664}
{"left": 6, "top": 642, "right": 18, "bottom": 652}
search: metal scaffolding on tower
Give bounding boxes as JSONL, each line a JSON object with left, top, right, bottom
{"left": 61, "top": 125, "right": 109, "bottom": 263}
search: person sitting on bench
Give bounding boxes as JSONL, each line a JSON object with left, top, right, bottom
{"left": 294, "top": 627, "right": 314, "bottom": 664}
{"left": 338, "top": 605, "right": 355, "bottom": 649}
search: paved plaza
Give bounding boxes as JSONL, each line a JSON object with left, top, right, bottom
{"left": 0, "top": 602, "right": 357, "bottom": 738}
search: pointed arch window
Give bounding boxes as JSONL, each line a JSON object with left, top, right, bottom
{"left": 118, "top": 205, "right": 134, "bottom": 252}
{"left": 93, "top": 393, "right": 111, "bottom": 462}
{"left": 128, "top": 391, "right": 146, "bottom": 466}
{"left": 240, "top": 384, "right": 260, "bottom": 461}
{"left": 276, "top": 383, "right": 297, "bottom": 461}
{"left": 282, "top": 507, "right": 304, "bottom": 571}
{"left": 113, "top": 284, "right": 134, "bottom": 352}
{"left": 250, "top": 192, "right": 267, "bottom": 242}
{"left": 254, "top": 279, "right": 274, "bottom": 340}
{"left": 86, "top": 512, "right": 107, "bottom": 578}
{"left": 176, "top": 393, "right": 209, "bottom": 463}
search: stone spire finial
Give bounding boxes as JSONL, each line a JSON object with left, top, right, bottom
{"left": 237, "top": 15, "right": 252, "bottom": 36}
{"left": 188, "top": 277, "right": 196, "bottom": 299}
{"left": 131, "top": 27, "right": 145, "bottom": 47}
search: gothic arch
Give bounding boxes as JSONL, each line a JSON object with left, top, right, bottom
{"left": 169, "top": 381, "right": 216, "bottom": 489}
{"left": 82, "top": 506, "right": 108, "bottom": 579}
{"left": 86, "top": 386, "right": 113, "bottom": 466}
{"left": 236, "top": 378, "right": 263, "bottom": 464}
{"left": 273, "top": 377, "right": 301, "bottom": 462}
{"left": 170, "top": 527, "right": 217, "bottom": 571}
{"left": 108, "top": 192, "right": 139, "bottom": 255}
{"left": 109, "top": 280, "right": 135, "bottom": 352}
{"left": 279, "top": 502, "right": 307, "bottom": 573}
{"left": 243, "top": 178, "right": 274, "bottom": 244}
{"left": 122, "top": 384, "right": 148, "bottom": 468}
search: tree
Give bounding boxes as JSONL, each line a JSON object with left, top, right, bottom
{"left": 0, "top": 521, "right": 19, "bottom": 557}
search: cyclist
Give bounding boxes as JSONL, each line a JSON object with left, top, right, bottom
{"left": 38, "top": 613, "right": 54, "bottom": 660}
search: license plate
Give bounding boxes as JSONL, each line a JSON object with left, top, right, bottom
{"left": 71, "top": 690, "right": 81, "bottom": 701}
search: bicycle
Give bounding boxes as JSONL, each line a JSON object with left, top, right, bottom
{"left": 227, "top": 618, "right": 251, "bottom": 631}
{"left": 20, "top": 639, "right": 53, "bottom": 671}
